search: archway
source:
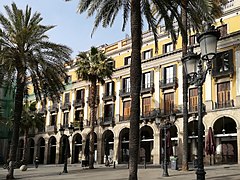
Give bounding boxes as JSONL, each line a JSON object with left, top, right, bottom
{"left": 28, "top": 138, "right": 35, "bottom": 164}
{"left": 119, "top": 128, "right": 129, "bottom": 163}
{"left": 59, "top": 135, "right": 69, "bottom": 164}
{"left": 213, "top": 116, "right": 237, "bottom": 164}
{"left": 140, "top": 125, "right": 154, "bottom": 163}
{"left": 188, "top": 120, "right": 199, "bottom": 161}
{"left": 102, "top": 130, "right": 114, "bottom": 163}
{"left": 48, "top": 136, "right": 56, "bottom": 164}
{"left": 37, "top": 137, "right": 45, "bottom": 164}
{"left": 72, "top": 133, "right": 82, "bottom": 163}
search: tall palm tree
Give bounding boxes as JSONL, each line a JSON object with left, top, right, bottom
{"left": 75, "top": 46, "right": 113, "bottom": 169}
{"left": 20, "top": 101, "right": 44, "bottom": 165}
{"left": 0, "top": 3, "right": 72, "bottom": 179}
{"left": 153, "top": 0, "right": 226, "bottom": 171}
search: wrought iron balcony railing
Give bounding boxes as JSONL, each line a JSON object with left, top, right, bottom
{"left": 61, "top": 102, "right": 71, "bottom": 111}
{"left": 141, "top": 82, "right": 154, "bottom": 95}
{"left": 102, "top": 92, "right": 116, "bottom": 101}
{"left": 100, "top": 116, "right": 115, "bottom": 126}
{"left": 215, "top": 100, "right": 234, "bottom": 109}
{"left": 73, "top": 99, "right": 85, "bottom": 108}
{"left": 119, "top": 88, "right": 131, "bottom": 98}
{"left": 159, "top": 77, "right": 178, "bottom": 90}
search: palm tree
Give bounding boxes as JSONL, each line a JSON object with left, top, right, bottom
{"left": 153, "top": 0, "right": 226, "bottom": 171}
{"left": 0, "top": 3, "right": 72, "bottom": 179}
{"left": 75, "top": 46, "right": 113, "bottom": 169}
{"left": 20, "top": 101, "right": 44, "bottom": 165}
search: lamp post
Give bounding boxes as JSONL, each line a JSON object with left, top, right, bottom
{"left": 59, "top": 123, "right": 75, "bottom": 173}
{"left": 182, "top": 24, "right": 220, "bottom": 180}
{"left": 160, "top": 113, "right": 176, "bottom": 177}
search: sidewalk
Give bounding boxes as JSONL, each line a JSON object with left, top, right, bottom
{"left": 1, "top": 163, "right": 240, "bottom": 180}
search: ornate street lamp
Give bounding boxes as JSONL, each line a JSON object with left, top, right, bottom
{"left": 59, "top": 123, "right": 75, "bottom": 173}
{"left": 160, "top": 113, "right": 176, "bottom": 177}
{"left": 182, "top": 24, "right": 220, "bottom": 180}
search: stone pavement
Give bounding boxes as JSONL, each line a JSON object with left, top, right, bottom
{"left": 1, "top": 164, "right": 240, "bottom": 180}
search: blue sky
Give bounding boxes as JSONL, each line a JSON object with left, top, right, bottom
{"left": 0, "top": 0, "right": 131, "bottom": 58}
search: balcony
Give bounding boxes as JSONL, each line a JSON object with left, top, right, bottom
{"left": 61, "top": 102, "right": 71, "bottom": 111}
{"left": 159, "top": 77, "right": 178, "bottom": 90}
{"left": 46, "top": 125, "right": 57, "bottom": 134}
{"left": 100, "top": 116, "right": 115, "bottom": 126}
{"left": 102, "top": 92, "right": 116, "bottom": 102}
{"left": 140, "top": 108, "right": 160, "bottom": 120}
{"left": 73, "top": 99, "right": 85, "bottom": 108}
{"left": 215, "top": 100, "right": 234, "bottom": 109}
{"left": 119, "top": 88, "right": 130, "bottom": 99}
{"left": 48, "top": 104, "right": 58, "bottom": 113}
{"left": 188, "top": 104, "right": 206, "bottom": 115}
{"left": 141, "top": 82, "right": 154, "bottom": 95}
{"left": 119, "top": 115, "right": 130, "bottom": 122}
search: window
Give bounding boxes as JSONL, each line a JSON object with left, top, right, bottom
{"left": 65, "top": 75, "right": 72, "bottom": 84}
{"left": 164, "top": 93, "right": 174, "bottom": 114}
{"left": 106, "top": 82, "right": 114, "bottom": 96}
{"left": 217, "top": 24, "right": 227, "bottom": 38}
{"left": 124, "top": 56, "right": 131, "bottom": 65}
{"left": 142, "top": 97, "right": 151, "bottom": 116}
{"left": 142, "top": 49, "right": 153, "bottom": 60}
{"left": 108, "top": 60, "right": 115, "bottom": 69}
{"left": 63, "top": 112, "right": 69, "bottom": 126}
{"left": 212, "top": 49, "right": 233, "bottom": 77}
{"left": 75, "top": 109, "right": 84, "bottom": 121}
{"left": 104, "top": 104, "right": 114, "bottom": 118}
{"left": 123, "top": 77, "right": 130, "bottom": 93}
{"left": 163, "top": 43, "right": 174, "bottom": 53}
{"left": 76, "top": 89, "right": 85, "bottom": 101}
{"left": 123, "top": 101, "right": 131, "bottom": 120}
{"left": 189, "top": 88, "right": 198, "bottom": 112}
{"left": 50, "top": 114, "right": 57, "bottom": 126}
{"left": 64, "top": 93, "right": 70, "bottom": 103}
{"left": 189, "top": 35, "right": 196, "bottom": 46}
{"left": 164, "top": 66, "right": 174, "bottom": 84}
{"left": 217, "top": 82, "right": 230, "bottom": 108}
{"left": 142, "top": 72, "right": 151, "bottom": 89}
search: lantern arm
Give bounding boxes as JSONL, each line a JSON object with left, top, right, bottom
{"left": 195, "top": 58, "right": 211, "bottom": 87}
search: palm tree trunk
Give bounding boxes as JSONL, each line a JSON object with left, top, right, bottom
{"left": 22, "top": 129, "right": 29, "bottom": 165}
{"left": 6, "top": 71, "right": 25, "bottom": 179}
{"left": 181, "top": 0, "right": 189, "bottom": 171}
{"left": 89, "top": 81, "right": 97, "bottom": 169}
{"left": 129, "top": 0, "right": 142, "bottom": 179}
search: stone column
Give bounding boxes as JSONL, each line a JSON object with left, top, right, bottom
{"left": 44, "top": 138, "right": 48, "bottom": 164}
{"left": 97, "top": 136, "right": 103, "bottom": 164}
{"left": 237, "top": 126, "right": 240, "bottom": 164}
{"left": 56, "top": 136, "right": 60, "bottom": 164}
{"left": 153, "top": 127, "right": 161, "bottom": 164}
{"left": 113, "top": 135, "right": 120, "bottom": 164}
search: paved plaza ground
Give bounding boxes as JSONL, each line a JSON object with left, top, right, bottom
{"left": 1, "top": 163, "right": 240, "bottom": 180}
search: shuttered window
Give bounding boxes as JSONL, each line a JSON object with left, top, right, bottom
{"left": 142, "top": 97, "right": 151, "bottom": 116}
{"left": 123, "top": 101, "right": 131, "bottom": 121}
{"left": 217, "top": 82, "right": 230, "bottom": 108}
{"left": 164, "top": 92, "right": 174, "bottom": 114}
{"left": 189, "top": 88, "right": 198, "bottom": 112}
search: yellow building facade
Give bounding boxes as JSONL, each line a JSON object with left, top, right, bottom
{"left": 21, "top": 1, "right": 240, "bottom": 166}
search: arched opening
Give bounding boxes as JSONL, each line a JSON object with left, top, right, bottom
{"left": 28, "top": 138, "right": 35, "bottom": 164}
{"left": 48, "top": 136, "right": 56, "bottom": 164}
{"left": 59, "top": 135, "right": 69, "bottom": 164}
{"left": 102, "top": 130, "right": 114, "bottom": 163}
{"left": 188, "top": 120, "right": 199, "bottom": 162}
{"left": 37, "top": 137, "right": 45, "bottom": 164}
{"left": 140, "top": 125, "right": 154, "bottom": 163}
{"left": 119, "top": 128, "right": 129, "bottom": 164}
{"left": 72, "top": 133, "right": 82, "bottom": 164}
{"left": 213, "top": 116, "right": 237, "bottom": 164}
